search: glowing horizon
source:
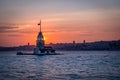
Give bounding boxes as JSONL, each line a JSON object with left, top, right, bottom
{"left": 0, "top": 0, "right": 120, "bottom": 47}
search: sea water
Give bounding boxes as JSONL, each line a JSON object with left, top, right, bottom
{"left": 0, "top": 51, "right": 120, "bottom": 80}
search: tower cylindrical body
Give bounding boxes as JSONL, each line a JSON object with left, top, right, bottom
{"left": 36, "top": 32, "right": 45, "bottom": 49}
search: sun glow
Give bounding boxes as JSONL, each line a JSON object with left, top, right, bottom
{"left": 44, "top": 35, "right": 49, "bottom": 44}
{"left": 44, "top": 36, "right": 46, "bottom": 41}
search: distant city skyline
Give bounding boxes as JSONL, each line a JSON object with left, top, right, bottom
{"left": 0, "top": 0, "right": 120, "bottom": 46}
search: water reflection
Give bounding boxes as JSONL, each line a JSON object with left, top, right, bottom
{"left": 0, "top": 51, "right": 120, "bottom": 80}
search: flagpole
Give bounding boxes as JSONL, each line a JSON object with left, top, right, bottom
{"left": 40, "top": 20, "right": 41, "bottom": 32}
{"left": 38, "top": 20, "right": 41, "bottom": 32}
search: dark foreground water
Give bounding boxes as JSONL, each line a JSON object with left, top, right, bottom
{"left": 0, "top": 51, "right": 120, "bottom": 80}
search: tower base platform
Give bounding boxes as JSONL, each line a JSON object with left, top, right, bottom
{"left": 16, "top": 51, "right": 61, "bottom": 55}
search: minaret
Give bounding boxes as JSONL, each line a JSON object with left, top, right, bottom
{"left": 36, "top": 20, "right": 45, "bottom": 49}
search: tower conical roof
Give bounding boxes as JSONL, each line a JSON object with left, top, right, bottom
{"left": 37, "top": 32, "right": 44, "bottom": 40}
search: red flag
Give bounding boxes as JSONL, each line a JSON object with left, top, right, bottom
{"left": 38, "top": 20, "right": 41, "bottom": 25}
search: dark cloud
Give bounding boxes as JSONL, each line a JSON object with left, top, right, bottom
{"left": 43, "top": 30, "right": 59, "bottom": 33}
{"left": 0, "top": 24, "right": 19, "bottom": 33}
{"left": 18, "top": 31, "right": 33, "bottom": 34}
{"left": 7, "top": 34, "right": 23, "bottom": 37}
{"left": 79, "top": 33, "right": 92, "bottom": 36}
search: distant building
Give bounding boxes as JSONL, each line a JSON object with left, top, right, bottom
{"left": 73, "top": 40, "right": 75, "bottom": 44}
{"left": 28, "top": 42, "right": 30, "bottom": 46}
{"left": 83, "top": 40, "right": 86, "bottom": 44}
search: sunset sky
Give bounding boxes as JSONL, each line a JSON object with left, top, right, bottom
{"left": 0, "top": 0, "right": 120, "bottom": 47}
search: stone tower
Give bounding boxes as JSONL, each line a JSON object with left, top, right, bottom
{"left": 36, "top": 20, "right": 45, "bottom": 49}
